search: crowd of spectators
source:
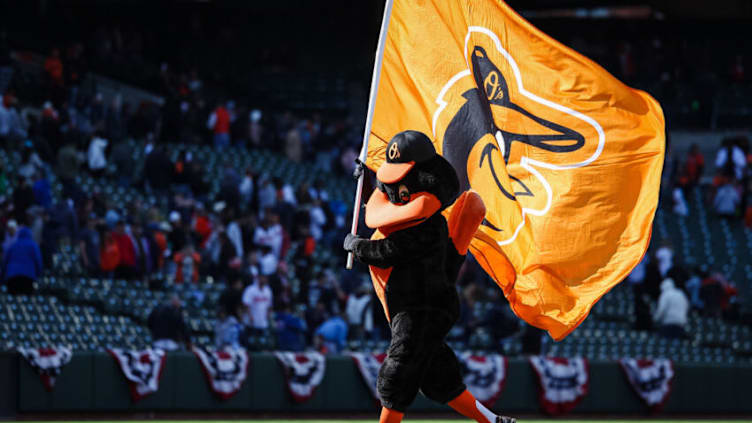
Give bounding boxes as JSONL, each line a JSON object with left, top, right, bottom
{"left": 629, "top": 241, "right": 741, "bottom": 340}
{"left": 670, "top": 136, "right": 752, "bottom": 225}
{"left": 0, "top": 34, "right": 376, "bottom": 353}
{"left": 2, "top": 13, "right": 751, "bottom": 355}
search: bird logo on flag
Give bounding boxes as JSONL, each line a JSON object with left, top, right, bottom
{"left": 432, "top": 27, "right": 603, "bottom": 243}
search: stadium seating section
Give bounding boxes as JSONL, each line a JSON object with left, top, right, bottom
{"left": 1, "top": 140, "right": 751, "bottom": 365}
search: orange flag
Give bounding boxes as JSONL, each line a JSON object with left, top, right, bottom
{"left": 365, "top": 0, "right": 665, "bottom": 340}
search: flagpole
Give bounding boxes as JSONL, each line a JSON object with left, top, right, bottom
{"left": 346, "top": 0, "right": 394, "bottom": 270}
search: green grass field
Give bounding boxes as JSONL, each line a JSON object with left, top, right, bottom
{"left": 20, "top": 420, "right": 752, "bottom": 423}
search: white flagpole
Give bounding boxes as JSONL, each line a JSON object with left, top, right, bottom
{"left": 346, "top": 0, "right": 394, "bottom": 270}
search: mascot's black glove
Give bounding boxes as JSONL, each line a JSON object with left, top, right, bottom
{"left": 352, "top": 159, "right": 364, "bottom": 180}
{"left": 343, "top": 233, "right": 364, "bottom": 252}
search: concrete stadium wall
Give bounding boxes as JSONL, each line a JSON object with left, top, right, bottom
{"left": 3, "top": 351, "right": 752, "bottom": 416}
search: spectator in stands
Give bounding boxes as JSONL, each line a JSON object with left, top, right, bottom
{"left": 285, "top": 128, "right": 303, "bottom": 163}
{"left": 220, "top": 275, "right": 246, "bottom": 321}
{"left": 254, "top": 210, "right": 283, "bottom": 259}
{"left": 672, "top": 185, "right": 689, "bottom": 217}
{"left": 0, "top": 95, "right": 10, "bottom": 143}
{"left": 653, "top": 278, "right": 690, "bottom": 339}
{"left": 257, "top": 177, "right": 276, "bottom": 211}
{"left": 274, "top": 305, "right": 307, "bottom": 352}
{"left": 148, "top": 295, "right": 190, "bottom": 350}
{"left": 242, "top": 274, "right": 273, "bottom": 336}
{"left": 249, "top": 109, "right": 263, "bottom": 146}
{"left": 132, "top": 224, "right": 156, "bottom": 277}
{"left": 18, "top": 143, "right": 44, "bottom": 183}
{"left": 110, "top": 140, "right": 132, "bottom": 187}
{"left": 207, "top": 100, "right": 231, "bottom": 149}
{"left": 257, "top": 245, "right": 278, "bottom": 276}
{"left": 0, "top": 94, "right": 27, "bottom": 143}
{"left": 2, "top": 227, "right": 42, "bottom": 295}
{"left": 78, "top": 215, "right": 101, "bottom": 275}
{"left": 173, "top": 243, "right": 200, "bottom": 284}
{"left": 629, "top": 255, "right": 654, "bottom": 331}
{"left": 714, "top": 181, "right": 741, "bottom": 218}
{"left": 700, "top": 271, "right": 727, "bottom": 318}
{"left": 32, "top": 172, "right": 52, "bottom": 211}
{"left": 99, "top": 230, "right": 120, "bottom": 276}
{"left": 306, "top": 271, "right": 341, "bottom": 315}
{"left": 715, "top": 137, "right": 746, "bottom": 182}
{"left": 112, "top": 220, "right": 137, "bottom": 279}
{"left": 215, "top": 298, "right": 243, "bottom": 350}
{"left": 2, "top": 219, "right": 18, "bottom": 256}
{"left": 314, "top": 311, "right": 348, "bottom": 354}
{"left": 44, "top": 48, "right": 64, "bottom": 87}
{"left": 223, "top": 209, "right": 243, "bottom": 259}
{"left": 167, "top": 210, "right": 188, "bottom": 254}
{"left": 87, "top": 132, "right": 108, "bottom": 177}
{"left": 345, "top": 282, "right": 372, "bottom": 344}
{"left": 56, "top": 143, "right": 80, "bottom": 200}
{"left": 144, "top": 145, "right": 172, "bottom": 194}
{"left": 239, "top": 168, "right": 255, "bottom": 208}
{"left": 12, "top": 176, "right": 34, "bottom": 222}
{"left": 682, "top": 143, "right": 705, "bottom": 187}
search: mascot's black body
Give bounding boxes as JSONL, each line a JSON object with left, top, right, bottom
{"left": 344, "top": 130, "right": 494, "bottom": 416}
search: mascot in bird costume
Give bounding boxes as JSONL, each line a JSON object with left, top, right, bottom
{"left": 344, "top": 130, "right": 516, "bottom": 423}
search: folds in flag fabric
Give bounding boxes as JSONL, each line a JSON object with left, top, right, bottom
{"left": 365, "top": 0, "right": 665, "bottom": 340}
{"left": 108, "top": 348, "right": 166, "bottom": 402}
{"left": 274, "top": 351, "right": 326, "bottom": 403}
{"left": 619, "top": 358, "right": 674, "bottom": 410}
{"left": 349, "top": 352, "right": 387, "bottom": 401}
{"left": 529, "top": 356, "right": 589, "bottom": 415}
{"left": 18, "top": 347, "right": 72, "bottom": 391}
{"left": 459, "top": 352, "right": 507, "bottom": 408}
{"left": 192, "top": 347, "right": 250, "bottom": 400}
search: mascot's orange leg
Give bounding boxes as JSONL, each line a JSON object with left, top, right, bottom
{"left": 379, "top": 407, "right": 404, "bottom": 423}
{"left": 448, "top": 389, "right": 499, "bottom": 423}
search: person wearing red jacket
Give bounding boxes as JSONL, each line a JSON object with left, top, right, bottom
{"left": 207, "top": 101, "right": 231, "bottom": 149}
{"left": 112, "top": 221, "right": 137, "bottom": 279}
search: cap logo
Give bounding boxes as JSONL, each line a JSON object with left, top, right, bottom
{"left": 388, "top": 143, "right": 401, "bottom": 160}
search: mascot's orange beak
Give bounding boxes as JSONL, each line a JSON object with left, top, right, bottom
{"left": 365, "top": 189, "right": 441, "bottom": 232}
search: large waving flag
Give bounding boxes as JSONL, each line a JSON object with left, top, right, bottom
{"left": 363, "top": 0, "right": 665, "bottom": 340}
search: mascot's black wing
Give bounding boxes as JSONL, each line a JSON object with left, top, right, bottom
{"left": 350, "top": 215, "right": 445, "bottom": 269}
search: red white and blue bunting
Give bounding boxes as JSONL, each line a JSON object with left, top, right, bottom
{"left": 18, "top": 347, "right": 72, "bottom": 391}
{"left": 274, "top": 351, "right": 326, "bottom": 403}
{"left": 529, "top": 356, "right": 589, "bottom": 415}
{"left": 619, "top": 358, "right": 674, "bottom": 410}
{"left": 192, "top": 346, "right": 250, "bottom": 400}
{"left": 459, "top": 352, "right": 508, "bottom": 408}
{"left": 349, "top": 352, "right": 387, "bottom": 400}
{"left": 108, "top": 348, "right": 166, "bottom": 402}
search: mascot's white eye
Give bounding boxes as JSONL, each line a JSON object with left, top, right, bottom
{"left": 398, "top": 184, "right": 410, "bottom": 203}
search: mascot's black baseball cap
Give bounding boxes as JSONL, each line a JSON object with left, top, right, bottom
{"left": 377, "top": 130, "right": 436, "bottom": 184}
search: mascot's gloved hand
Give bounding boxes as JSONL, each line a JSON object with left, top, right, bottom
{"left": 343, "top": 233, "right": 364, "bottom": 252}
{"left": 352, "top": 159, "right": 364, "bottom": 180}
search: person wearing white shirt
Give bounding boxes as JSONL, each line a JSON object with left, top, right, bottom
{"left": 654, "top": 245, "right": 673, "bottom": 278}
{"left": 87, "top": 135, "right": 108, "bottom": 175}
{"left": 715, "top": 143, "right": 746, "bottom": 181}
{"left": 653, "top": 278, "right": 689, "bottom": 339}
{"left": 345, "top": 284, "right": 373, "bottom": 342}
{"left": 225, "top": 219, "right": 243, "bottom": 258}
{"left": 242, "top": 276, "right": 274, "bottom": 334}
{"left": 309, "top": 200, "right": 327, "bottom": 241}
{"left": 254, "top": 213, "right": 283, "bottom": 258}
{"left": 672, "top": 186, "right": 689, "bottom": 217}
{"left": 714, "top": 183, "right": 740, "bottom": 217}
{"left": 258, "top": 246, "right": 278, "bottom": 276}
{"left": 239, "top": 170, "right": 254, "bottom": 205}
